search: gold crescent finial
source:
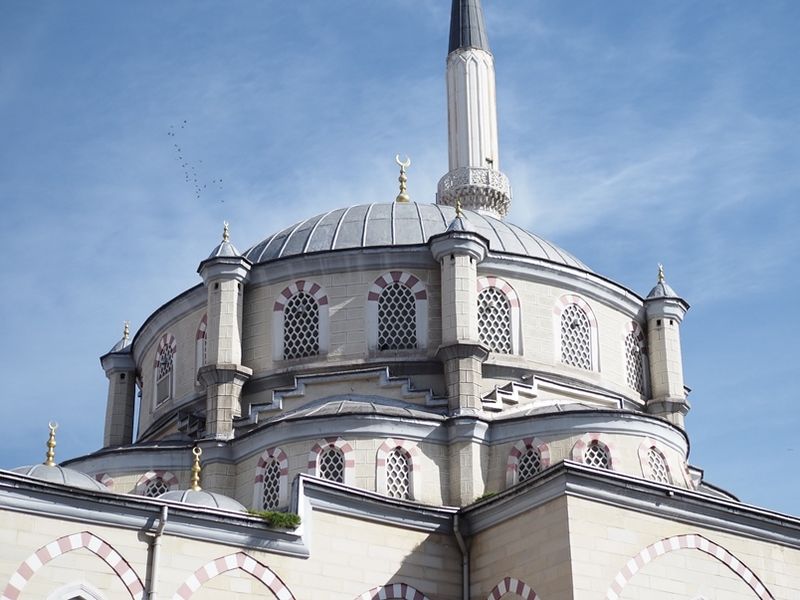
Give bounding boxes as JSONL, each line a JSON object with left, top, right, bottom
{"left": 222, "top": 221, "right": 230, "bottom": 243}
{"left": 395, "top": 155, "right": 411, "bottom": 203}
{"left": 44, "top": 421, "right": 59, "bottom": 466}
{"left": 190, "top": 446, "right": 203, "bottom": 491}
{"left": 657, "top": 263, "right": 665, "bottom": 283}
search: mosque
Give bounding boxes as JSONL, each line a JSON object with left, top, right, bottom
{"left": 1, "top": 1, "right": 798, "bottom": 599}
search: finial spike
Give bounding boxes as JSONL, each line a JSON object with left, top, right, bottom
{"left": 395, "top": 155, "right": 411, "bottom": 203}
{"left": 455, "top": 198, "right": 463, "bottom": 219}
{"left": 222, "top": 221, "right": 230, "bottom": 243}
{"left": 44, "top": 421, "right": 58, "bottom": 466}
{"left": 190, "top": 446, "right": 202, "bottom": 491}
{"left": 123, "top": 321, "right": 130, "bottom": 343}
{"left": 658, "top": 263, "right": 665, "bottom": 283}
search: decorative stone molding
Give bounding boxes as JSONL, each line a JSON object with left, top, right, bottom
{"left": 375, "top": 438, "right": 421, "bottom": 500}
{"left": 505, "top": 437, "right": 551, "bottom": 487}
{"left": 172, "top": 552, "right": 295, "bottom": 600}
{"left": 437, "top": 167, "right": 512, "bottom": 218}
{"left": 253, "top": 446, "right": 289, "bottom": 510}
{"left": 1, "top": 531, "right": 144, "bottom": 600}
{"left": 553, "top": 294, "right": 599, "bottom": 371}
{"left": 366, "top": 272, "right": 428, "bottom": 352}
{"left": 486, "top": 577, "right": 541, "bottom": 600}
{"left": 272, "top": 280, "right": 330, "bottom": 361}
{"left": 605, "top": 534, "right": 774, "bottom": 600}
{"left": 308, "top": 437, "right": 355, "bottom": 485}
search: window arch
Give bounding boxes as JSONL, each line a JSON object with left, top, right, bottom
{"left": 506, "top": 438, "right": 550, "bottom": 487}
{"left": 376, "top": 438, "right": 421, "bottom": 500}
{"left": 254, "top": 447, "right": 288, "bottom": 510}
{"left": 153, "top": 333, "right": 177, "bottom": 406}
{"left": 272, "top": 280, "right": 329, "bottom": 361}
{"left": 195, "top": 313, "right": 207, "bottom": 384}
{"left": 308, "top": 437, "right": 354, "bottom": 485}
{"left": 571, "top": 433, "right": 616, "bottom": 471}
{"left": 554, "top": 295, "right": 598, "bottom": 371}
{"left": 135, "top": 470, "right": 178, "bottom": 496}
{"left": 47, "top": 582, "right": 107, "bottom": 600}
{"left": 637, "top": 438, "right": 674, "bottom": 484}
{"left": 367, "top": 272, "right": 428, "bottom": 352}
{"left": 477, "top": 276, "right": 522, "bottom": 355}
{"left": 623, "top": 321, "right": 647, "bottom": 395}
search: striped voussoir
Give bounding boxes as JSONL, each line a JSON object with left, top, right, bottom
{"left": 570, "top": 432, "right": 616, "bottom": 469}
{"left": 368, "top": 272, "right": 427, "bottom": 302}
{"left": 355, "top": 582, "right": 432, "bottom": 600}
{"left": 477, "top": 276, "right": 520, "bottom": 307}
{"left": 196, "top": 313, "right": 207, "bottom": 340}
{"left": 486, "top": 576, "right": 540, "bottom": 600}
{"left": 375, "top": 438, "right": 420, "bottom": 469}
{"left": 273, "top": 280, "right": 328, "bottom": 312}
{"left": 153, "top": 333, "right": 177, "bottom": 367}
{"left": 255, "top": 447, "right": 289, "bottom": 483}
{"left": 172, "top": 552, "right": 295, "bottom": 600}
{"left": 1, "top": 531, "right": 144, "bottom": 600}
{"left": 553, "top": 294, "right": 597, "bottom": 327}
{"left": 605, "top": 534, "right": 774, "bottom": 600}
{"left": 136, "top": 470, "right": 179, "bottom": 493}
{"left": 308, "top": 437, "right": 355, "bottom": 472}
{"left": 505, "top": 438, "right": 550, "bottom": 486}
{"left": 95, "top": 473, "right": 114, "bottom": 490}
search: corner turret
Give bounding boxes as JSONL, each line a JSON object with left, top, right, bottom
{"left": 100, "top": 322, "right": 136, "bottom": 447}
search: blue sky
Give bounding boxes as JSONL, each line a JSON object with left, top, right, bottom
{"left": 0, "top": 1, "right": 798, "bottom": 514}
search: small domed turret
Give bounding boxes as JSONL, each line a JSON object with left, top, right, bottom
{"left": 158, "top": 447, "right": 245, "bottom": 512}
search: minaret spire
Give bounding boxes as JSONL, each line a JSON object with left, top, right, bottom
{"left": 437, "top": 0, "right": 511, "bottom": 218}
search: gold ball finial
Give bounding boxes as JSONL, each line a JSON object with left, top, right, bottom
{"left": 657, "top": 263, "right": 665, "bottom": 283}
{"left": 455, "top": 198, "right": 464, "bottom": 219}
{"left": 190, "top": 445, "right": 203, "bottom": 491}
{"left": 44, "top": 421, "right": 58, "bottom": 467}
{"left": 222, "top": 221, "right": 230, "bottom": 243}
{"left": 395, "top": 155, "right": 411, "bottom": 203}
{"left": 123, "top": 321, "right": 130, "bottom": 344}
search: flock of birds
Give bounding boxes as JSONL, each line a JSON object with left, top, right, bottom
{"left": 167, "top": 120, "right": 225, "bottom": 203}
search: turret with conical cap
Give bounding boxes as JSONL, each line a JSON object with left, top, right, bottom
{"left": 437, "top": 0, "right": 511, "bottom": 218}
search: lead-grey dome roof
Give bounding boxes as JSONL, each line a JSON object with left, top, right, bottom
{"left": 159, "top": 489, "right": 246, "bottom": 512}
{"left": 11, "top": 464, "right": 108, "bottom": 492}
{"left": 244, "top": 203, "right": 589, "bottom": 271}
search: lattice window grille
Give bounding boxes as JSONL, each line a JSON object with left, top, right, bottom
{"left": 283, "top": 292, "right": 320, "bottom": 360}
{"left": 625, "top": 331, "right": 645, "bottom": 394}
{"left": 517, "top": 447, "right": 542, "bottom": 482}
{"left": 261, "top": 459, "right": 281, "bottom": 510}
{"left": 647, "top": 447, "right": 670, "bottom": 484}
{"left": 386, "top": 448, "right": 411, "bottom": 500}
{"left": 144, "top": 478, "right": 169, "bottom": 498}
{"left": 378, "top": 283, "right": 417, "bottom": 350}
{"left": 156, "top": 346, "right": 175, "bottom": 405}
{"left": 584, "top": 442, "right": 610, "bottom": 469}
{"left": 478, "top": 287, "right": 512, "bottom": 354}
{"left": 560, "top": 304, "right": 592, "bottom": 370}
{"left": 318, "top": 447, "right": 344, "bottom": 483}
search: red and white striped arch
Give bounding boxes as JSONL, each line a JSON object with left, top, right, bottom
{"left": 637, "top": 437, "right": 678, "bottom": 485}
{"left": 253, "top": 446, "right": 289, "bottom": 509}
{"left": 153, "top": 334, "right": 177, "bottom": 368}
{"left": 553, "top": 294, "right": 599, "bottom": 371}
{"left": 172, "top": 552, "right": 295, "bottom": 600}
{"left": 505, "top": 437, "right": 550, "bottom": 487}
{"left": 355, "top": 583, "right": 433, "bottom": 600}
{"left": 375, "top": 438, "right": 421, "bottom": 499}
{"left": 1, "top": 531, "right": 144, "bottom": 600}
{"left": 308, "top": 437, "right": 355, "bottom": 485}
{"left": 486, "top": 577, "right": 541, "bottom": 600}
{"left": 477, "top": 276, "right": 523, "bottom": 355}
{"left": 606, "top": 534, "right": 774, "bottom": 600}
{"left": 272, "top": 280, "right": 329, "bottom": 360}
{"left": 570, "top": 432, "right": 618, "bottom": 471}
{"left": 95, "top": 473, "right": 114, "bottom": 490}
{"left": 366, "top": 271, "right": 428, "bottom": 351}
{"left": 135, "top": 470, "right": 179, "bottom": 495}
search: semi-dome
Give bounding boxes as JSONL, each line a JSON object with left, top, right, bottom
{"left": 159, "top": 489, "right": 246, "bottom": 512}
{"left": 243, "top": 202, "right": 589, "bottom": 271}
{"left": 11, "top": 464, "right": 108, "bottom": 492}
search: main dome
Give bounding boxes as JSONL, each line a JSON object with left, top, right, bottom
{"left": 243, "top": 202, "right": 589, "bottom": 271}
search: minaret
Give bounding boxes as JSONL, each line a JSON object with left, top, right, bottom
{"left": 197, "top": 222, "right": 253, "bottom": 440}
{"left": 437, "top": 0, "right": 512, "bottom": 218}
{"left": 644, "top": 265, "right": 691, "bottom": 428}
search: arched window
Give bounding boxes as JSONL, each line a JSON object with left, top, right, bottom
{"left": 153, "top": 334, "right": 176, "bottom": 406}
{"left": 261, "top": 459, "right": 281, "bottom": 509}
{"left": 273, "top": 280, "right": 329, "bottom": 361}
{"left": 517, "top": 447, "right": 542, "bottom": 482}
{"left": 144, "top": 477, "right": 169, "bottom": 498}
{"left": 584, "top": 441, "right": 611, "bottom": 470}
{"left": 385, "top": 447, "right": 412, "bottom": 500}
{"left": 379, "top": 283, "right": 417, "bottom": 350}
{"left": 318, "top": 446, "right": 345, "bottom": 483}
{"left": 478, "top": 287, "right": 512, "bottom": 353}
{"left": 367, "top": 272, "right": 428, "bottom": 352}
{"left": 624, "top": 322, "right": 646, "bottom": 395}
{"left": 195, "top": 314, "right": 207, "bottom": 385}
{"left": 283, "top": 291, "right": 320, "bottom": 359}
{"left": 647, "top": 447, "right": 670, "bottom": 484}
{"left": 506, "top": 438, "right": 550, "bottom": 487}
{"left": 560, "top": 304, "right": 592, "bottom": 369}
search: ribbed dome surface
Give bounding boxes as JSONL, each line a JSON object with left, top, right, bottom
{"left": 12, "top": 464, "right": 107, "bottom": 492}
{"left": 159, "top": 489, "right": 246, "bottom": 512}
{"left": 244, "top": 203, "right": 589, "bottom": 271}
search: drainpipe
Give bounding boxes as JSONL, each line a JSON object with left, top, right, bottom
{"left": 453, "top": 514, "right": 469, "bottom": 600}
{"left": 147, "top": 506, "right": 169, "bottom": 600}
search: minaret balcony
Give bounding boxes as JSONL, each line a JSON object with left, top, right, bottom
{"left": 437, "top": 166, "right": 512, "bottom": 218}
